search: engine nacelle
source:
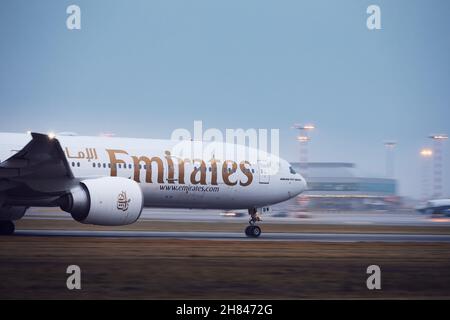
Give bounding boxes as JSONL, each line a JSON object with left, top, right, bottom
{"left": 60, "top": 177, "right": 144, "bottom": 226}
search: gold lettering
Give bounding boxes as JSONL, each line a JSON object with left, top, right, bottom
{"left": 165, "top": 151, "right": 175, "bottom": 184}
{"left": 239, "top": 161, "right": 253, "bottom": 186}
{"left": 222, "top": 160, "right": 238, "bottom": 186}
{"left": 132, "top": 156, "right": 164, "bottom": 183}
{"left": 178, "top": 158, "right": 186, "bottom": 185}
{"left": 106, "top": 149, "right": 128, "bottom": 177}
{"left": 190, "top": 159, "right": 207, "bottom": 185}
{"left": 210, "top": 159, "right": 219, "bottom": 185}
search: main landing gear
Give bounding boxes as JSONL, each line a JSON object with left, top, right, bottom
{"left": 245, "top": 208, "right": 261, "bottom": 238}
{"left": 0, "top": 221, "right": 15, "bottom": 235}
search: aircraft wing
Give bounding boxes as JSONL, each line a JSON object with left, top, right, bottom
{"left": 0, "top": 133, "right": 76, "bottom": 196}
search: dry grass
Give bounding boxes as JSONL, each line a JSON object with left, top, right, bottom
{"left": 1, "top": 237, "right": 450, "bottom": 299}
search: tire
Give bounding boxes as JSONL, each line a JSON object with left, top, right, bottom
{"left": 251, "top": 225, "right": 261, "bottom": 238}
{"left": 0, "top": 221, "right": 15, "bottom": 235}
{"left": 245, "top": 226, "right": 252, "bottom": 236}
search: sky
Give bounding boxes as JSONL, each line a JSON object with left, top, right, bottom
{"left": 0, "top": 0, "right": 449, "bottom": 198}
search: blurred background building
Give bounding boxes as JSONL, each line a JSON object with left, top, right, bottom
{"left": 290, "top": 162, "right": 399, "bottom": 211}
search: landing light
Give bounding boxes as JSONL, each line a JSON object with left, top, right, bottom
{"left": 420, "top": 149, "right": 433, "bottom": 157}
{"left": 48, "top": 132, "right": 56, "bottom": 140}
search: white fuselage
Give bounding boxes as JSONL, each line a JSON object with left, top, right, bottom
{"left": 0, "top": 133, "right": 306, "bottom": 210}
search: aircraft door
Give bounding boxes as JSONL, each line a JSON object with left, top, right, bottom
{"left": 258, "top": 160, "right": 270, "bottom": 184}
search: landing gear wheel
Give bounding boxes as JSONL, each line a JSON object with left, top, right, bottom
{"left": 0, "top": 221, "right": 15, "bottom": 235}
{"left": 251, "top": 225, "right": 261, "bottom": 237}
{"left": 245, "top": 225, "right": 261, "bottom": 238}
{"left": 245, "top": 208, "right": 262, "bottom": 238}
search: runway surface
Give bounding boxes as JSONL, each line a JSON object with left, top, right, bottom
{"left": 14, "top": 229, "right": 450, "bottom": 242}
{"left": 24, "top": 207, "right": 450, "bottom": 226}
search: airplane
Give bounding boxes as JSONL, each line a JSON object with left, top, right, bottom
{"left": 0, "top": 132, "right": 307, "bottom": 236}
{"left": 416, "top": 199, "right": 450, "bottom": 216}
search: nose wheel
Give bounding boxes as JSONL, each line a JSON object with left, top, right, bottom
{"left": 245, "top": 208, "right": 262, "bottom": 238}
{"left": 245, "top": 225, "right": 261, "bottom": 237}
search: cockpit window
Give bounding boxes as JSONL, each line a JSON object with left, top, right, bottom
{"left": 289, "top": 166, "right": 296, "bottom": 174}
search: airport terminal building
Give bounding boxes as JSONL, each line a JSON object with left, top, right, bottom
{"left": 290, "top": 162, "right": 399, "bottom": 211}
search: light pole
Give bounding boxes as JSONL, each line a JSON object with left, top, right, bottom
{"left": 292, "top": 124, "right": 315, "bottom": 178}
{"left": 420, "top": 148, "right": 433, "bottom": 201}
{"left": 429, "top": 134, "right": 448, "bottom": 198}
{"left": 384, "top": 141, "right": 397, "bottom": 178}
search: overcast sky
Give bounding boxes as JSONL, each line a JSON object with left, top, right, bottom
{"left": 0, "top": 0, "right": 449, "bottom": 198}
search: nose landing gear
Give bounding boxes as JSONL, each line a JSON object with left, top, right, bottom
{"left": 245, "top": 208, "right": 262, "bottom": 238}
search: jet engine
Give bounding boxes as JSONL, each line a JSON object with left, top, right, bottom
{"left": 60, "top": 176, "right": 144, "bottom": 226}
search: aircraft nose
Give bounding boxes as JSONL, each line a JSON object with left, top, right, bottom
{"left": 299, "top": 175, "right": 307, "bottom": 192}
{"left": 293, "top": 174, "right": 307, "bottom": 196}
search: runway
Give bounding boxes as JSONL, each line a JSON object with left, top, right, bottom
{"left": 14, "top": 229, "right": 450, "bottom": 242}
{"left": 24, "top": 207, "right": 450, "bottom": 226}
